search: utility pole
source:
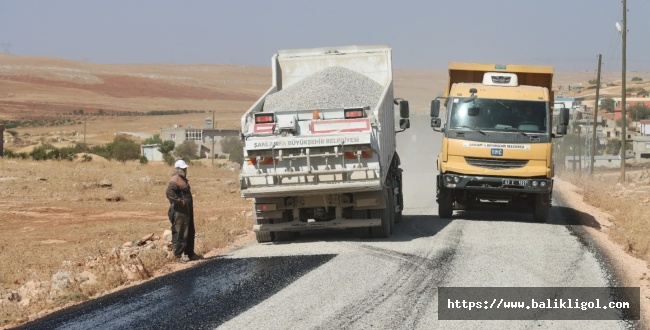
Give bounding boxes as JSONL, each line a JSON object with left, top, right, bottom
{"left": 578, "top": 124, "right": 582, "bottom": 173}
{"left": 590, "top": 54, "right": 602, "bottom": 175}
{"left": 621, "top": 0, "right": 627, "bottom": 182}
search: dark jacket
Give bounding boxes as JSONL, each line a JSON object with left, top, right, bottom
{"left": 166, "top": 169, "right": 193, "bottom": 216}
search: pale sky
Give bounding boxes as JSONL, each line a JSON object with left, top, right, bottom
{"left": 1, "top": 0, "right": 649, "bottom": 72}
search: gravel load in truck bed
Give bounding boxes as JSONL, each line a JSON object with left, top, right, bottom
{"left": 263, "top": 66, "right": 383, "bottom": 112}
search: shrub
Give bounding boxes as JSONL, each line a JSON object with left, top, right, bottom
{"left": 601, "top": 98, "right": 615, "bottom": 113}
{"left": 163, "top": 153, "right": 175, "bottom": 166}
{"left": 606, "top": 138, "right": 621, "bottom": 155}
{"left": 220, "top": 136, "right": 243, "bottom": 165}
{"left": 2, "top": 149, "right": 16, "bottom": 158}
{"left": 30, "top": 146, "right": 48, "bottom": 161}
{"left": 174, "top": 140, "right": 198, "bottom": 160}
{"left": 142, "top": 134, "right": 163, "bottom": 146}
{"left": 158, "top": 140, "right": 175, "bottom": 155}
{"left": 139, "top": 156, "right": 148, "bottom": 164}
{"left": 90, "top": 145, "right": 111, "bottom": 160}
{"left": 110, "top": 136, "right": 141, "bottom": 163}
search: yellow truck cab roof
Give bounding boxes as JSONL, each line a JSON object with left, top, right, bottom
{"left": 445, "top": 62, "right": 554, "bottom": 99}
{"left": 450, "top": 82, "right": 550, "bottom": 101}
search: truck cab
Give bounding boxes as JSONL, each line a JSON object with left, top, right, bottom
{"left": 430, "top": 63, "right": 569, "bottom": 222}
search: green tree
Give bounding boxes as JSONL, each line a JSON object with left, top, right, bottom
{"left": 30, "top": 146, "right": 48, "bottom": 160}
{"left": 220, "top": 136, "right": 244, "bottom": 165}
{"left": 142, "top": 134, "right": 163, "bottom": 145}
{"left": 174, "top": 140, "right": 198, "bottom": 160}
{"left": 110, "top": 136, "right": 141, "bottom": 162}
{"left": 637, "top": 89, "right": 649, "bottom": 98}
{"left": 605, "top": 138, "right": 621, "bottom": 155}
{"left": 632, "top": 76, "right": 643, "bottom": 82}
{"left": 629, "top": 103, "right": 650, "bottom": 121}
{"left": 159, "top": 140, "right": 175, "bottom": 155}
{"left": 601, "top": 98, "right": 616, "bottom": 113}
{"left": 163, "top": 153, "right": 176, "bottom": 166}
{"left": 90, "top": 145, "right": 111, "bottom": 159}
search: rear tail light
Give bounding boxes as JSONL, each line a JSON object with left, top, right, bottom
{"left": 246, "top": 156, "right": 274, "bottom": 165}
{"left": 255, "top": 203, "right": 277, "bottom": 212}
{"left": 344, "top": 108, "right": 364, "bottom": 119}
{"left": 255, "top": 113, "right": 275, "bottom": 124}
{"left": 344, "top": 150, "right": 372, "bottom": 159}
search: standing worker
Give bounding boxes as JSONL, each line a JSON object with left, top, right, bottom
{"left": 166, "top": 160, "right": 202, "bottom": 262}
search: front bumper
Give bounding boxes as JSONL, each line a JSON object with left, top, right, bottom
{"left": 439, "top": 173, "right": 553, "bottom": 194}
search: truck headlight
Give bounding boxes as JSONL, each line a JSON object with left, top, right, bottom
{"left": 531, "top": 181, "right": 539, "bottom": 187}
{"left": 540, "top": 181, "right": 547, "bottom": 187}
{"left": 453, "top": 176, "right": 461, "bottom": 183}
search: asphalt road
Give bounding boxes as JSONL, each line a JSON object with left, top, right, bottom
{"left": 17, "top": 116, "right": 635, "bottom": 329}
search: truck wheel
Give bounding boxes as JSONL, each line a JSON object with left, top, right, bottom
{"left": 394, "top": 171, "right": 404, "bottom": 224}
{"left": 533, "top": 193, "right": 550, "bottom": 223}
{"left": 350, "top": 209, "right": 370, "bottom": 238}
{"left": 274, "top": 211, "right": 298, "bottom": 241}
{"left": 438, "top": 186, "right": 453, "bottom": 219}
{"left": 274, "top": 231, "right": 298, "bottom": 241}
{"left": 253, "top": 212, "right": 274, "bottom": 243}
{"left": 370, "top": 188, "right": 392, "bottom": 238}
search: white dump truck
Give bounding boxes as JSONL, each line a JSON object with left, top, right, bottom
{"left": 239, "top": 45, "right": 410, "bottom": 242}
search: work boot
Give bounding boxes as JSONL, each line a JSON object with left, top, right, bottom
{"left": 189, "top": 254, "right": 204, "bottom": 261}
{"left": 177, "top": 255, "right": 190, "bottom": 263}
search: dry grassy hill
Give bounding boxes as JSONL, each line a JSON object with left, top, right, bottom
{"left": 3, "top": 54, "right": 650, "bottom": 149}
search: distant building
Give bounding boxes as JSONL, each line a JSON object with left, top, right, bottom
{"left": 141, "top": 144, "right": 164, "bottom": 162}
{"left": 631, "top": 136, "right": 650, "bottom": 160}
{"left": 612, "top": 97, "right": 650, "bottom": 121}
{"left": 640, "top": 120, "right": 650, "bottom": 136}
{"left": 554, "top": 97, "right": 584, "bottom": 113}
{"left": 160, "top": 118, "right": 240, "bottom": 159}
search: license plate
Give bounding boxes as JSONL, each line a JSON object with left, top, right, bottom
{"left": 503, "top": 179, "right": 527, "bottom": 186}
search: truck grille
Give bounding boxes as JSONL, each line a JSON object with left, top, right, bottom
{"left": 465, "top": 157, "right": 528, "bottom": 170}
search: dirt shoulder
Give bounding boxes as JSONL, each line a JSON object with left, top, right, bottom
{"left": 555, "top": 177, "right": 650, "bottom": 328}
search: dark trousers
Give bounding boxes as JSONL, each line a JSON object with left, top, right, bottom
{"left": 172, "top": 212, "right": 195, "bottom": 258}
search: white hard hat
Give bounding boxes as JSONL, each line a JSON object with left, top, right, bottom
{"left": 174, "top": 159, "right": 188, "bottom": 169}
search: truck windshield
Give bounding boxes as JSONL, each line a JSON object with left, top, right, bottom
{"left": 448, "top": 98, "right": 548, "bottom": 133}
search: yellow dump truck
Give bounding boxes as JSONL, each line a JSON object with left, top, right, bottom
{"left": 430, "top": 63, "right": 569, "bottom": 222}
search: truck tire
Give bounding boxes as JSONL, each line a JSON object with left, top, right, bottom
{"left": 394, "top": 169, "right": 403, "bottom": 224}
{"left": 370, "top": 188, "right": 392, "bottom": 238}
{"left": 274, "top": 231, "right": 298, "bottom": 241}
{"left": 274, "top": 211, "right": 299, "bottom": 241}
{"left": 438, "top": 186, "right": 453, "bottom": 219}
{"left": 533, "top": 193, "right": 550, "bottom": 223}
{"left": 253, "top": 212, "right": 274, "bottom": 243}
{"left": 350, "top": 209, "right": 370, "bottom": 238}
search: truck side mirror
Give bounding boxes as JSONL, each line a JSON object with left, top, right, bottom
{"left": 399, "top": 100, "right": 410, "bottom": 119}
{"left": 430, "top": 99, "right": 440, "bottom": 118}
{"left": 556, "top": 108, "right": 570, "bottom": 135}
{"left": 431, "top": 117, "right": 441, "bottom": 128}
{"left": 399, "top": 118, "right": 410, "bottom": 130}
